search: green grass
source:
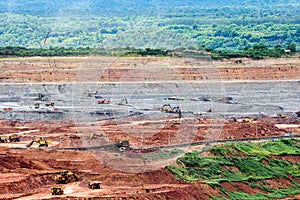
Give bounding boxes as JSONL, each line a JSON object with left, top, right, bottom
{"left": 167, "top": 139, "right": 300, "bottom": 199}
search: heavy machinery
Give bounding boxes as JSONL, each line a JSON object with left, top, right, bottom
{"left": 116, "top": 140, "right": 130, "bottom": 150}
{"left": 0, "top": 135, "right": 20, "bottom": 143}
{"left": 117, "top": 98, "right": 129, "bottom": 106}
{"left": 97, "top": 98, "right": 110, "bottom": 104}
{"left": 54, "top": 170, "right": 80, "bottom": 184}
{"left": 278, "top": 113, "right": 288, "bottom": 118}
{"left": 88, "top": 181, "right": 101, "bottom": 189}
{"left": 38, "top": 93, "right": 45, "bottom": 101}
{"left": 165, "top": 96, "right": 184, "bottom": 101}
{"left": 51, "top": 186, "right": 64, "bottom": 195}
{"left": 160, "top": 104, "right": 180, "bottom": 113}
{"left": 26, "top": 137, "right": 51, "bottom": 148}
{"left": 0, "top": 136, "right": 9, "bottom": 143}
{"left": 44, "top": 101, "right": 55, "bottom": 107}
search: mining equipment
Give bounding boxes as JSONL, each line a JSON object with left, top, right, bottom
{"left": 38, "top": 93, "right": 45, "bottom": 101}
{"left": 33, "top": 101, "right": 55, "bottom": 108}
{"left": 26, "top": 137, "right": 51, "bottom": 147}
{"left": 0, "top": 135, "right": 20, "bottom": 143}
{"left": 51, "top": 186, "right": 64, "bottom": 195}
{"left": 44, "top": 101, "right": 55, "bottom": 106}
{"left": 55, "top": 170, "right": 80, "bottom": 184}
{"left": 116, "top": 140, "right": 130, "bottom": 150}
{"left": 88, "top": 181, "right": 101, "bottom": 189}
{"left": 165, "top": 96, "right": 184, "bottom": 100}
{"left": 160, "top": 104, "right": 180, "bottom": 113}
{"left": 118, "top": 98, "right": 128, "bottom": 105}
{"left": 97, "top": 98, "right": 110, "bottom": 104}
{"left": 278, "top": 113, "right": 288, "bottom": 118}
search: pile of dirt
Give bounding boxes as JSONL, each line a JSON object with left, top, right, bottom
{"left": 221, "top": 120, "right": 285, "bottom": 139}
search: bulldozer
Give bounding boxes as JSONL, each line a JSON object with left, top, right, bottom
{"left": 88, "top": 181, "right": 101, "bottom": 189}
{"left": 160, "top": 104, "right": 180, "bottom": 113}
{"left": 26, "top": 137, "right": 51, "bottom": 148}
{"left": 51, "top": 186, "right": 64, "bottom": 195}
{"left": 0, "top": 135, "right": 20, "bottom": 143}
{"left": 55, "top": 170, "right": 80, "bottom": 184}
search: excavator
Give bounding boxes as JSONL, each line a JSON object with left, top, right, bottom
{"left": 54, "top": 170, "right": 80, "bottom": 184}
{"left": 26, "top": 137, "right": 51, "bottom": 148}
{"left": 160, "top": 104, "right": 180, "bottom": 113}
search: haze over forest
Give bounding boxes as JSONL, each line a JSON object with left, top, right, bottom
{"left": 0, "top": 0, "right": 299, "bottom": 50}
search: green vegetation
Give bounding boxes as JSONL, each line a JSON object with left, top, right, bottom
{"left": 0, "top": 0, "right": 299, "bottom": 51}
{"left": 0, "top": 46, "right": 295, "bottom": 60}
{"left": 167, "top": 139, "right": 300, "bottom": 199}
{"left": 212, "top": 45, "right": 291, "bottom": 60}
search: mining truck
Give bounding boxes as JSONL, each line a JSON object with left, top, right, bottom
{"left": 51, "top": 186, "right": 64, "bottom": 195}
{"left": 97, "top": 98, "right": 110, "bottom": 104}
{"left": 0, "top": 135, "right": 20, "bottom": 143}
{"left": 88, "top": 181, "right": 101, "bottom": 189}
{"left": 55, "top": 170, "right": 80, "bottom": 184}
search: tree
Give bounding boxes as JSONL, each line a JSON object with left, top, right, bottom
{"left": 287, "top": 43, "right": 296, "bottom": 52}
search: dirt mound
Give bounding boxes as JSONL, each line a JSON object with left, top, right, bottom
{"left": 0, "top": 174, "right": 53, "bottom": 195}
{"left": 0, "top": 154, "right": 45, "bottom": 171}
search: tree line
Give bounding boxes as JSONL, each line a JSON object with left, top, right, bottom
{"left": 0, "top": 45, "right": 296, "bottom": 60}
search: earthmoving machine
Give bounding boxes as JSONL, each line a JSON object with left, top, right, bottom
{"left": 38, "top": 93, "right": 45, "bottom": 101}
{"left": 44, "top": 101, "right": 55, "bottom": 107}
{"left": 34, "top": 101, "right": 55, "bottom": 108}
{"left": 278, "top": 113, "right": 288, "bottom": 118}
{"left": 165, "top": 96, "right": 184, "bottom": 101}
{"left": 160, "top": 104, "right": 180, "bottom": 113}
{"left": 88, "top": 181, "right": 101, "bottom": 189}
{"left": 97, "top": 98, "right": 110, "bottom": 104}
{"left": 0, "top": 135, "right": 20, "bottom": 143}
{"left": 51, "top": 186, "right": 64, "bottom": 195}
{"left": 116, "top": 140, "right": 130, "bottom": 150}
{"left": 117, "top": 98, "right": 129, "bottom": 106}
{"left": 26, "top": 137, "right": 51, "bottom": 147}
{"left": 54, "top": 170, "right": 80, "bottom": 184}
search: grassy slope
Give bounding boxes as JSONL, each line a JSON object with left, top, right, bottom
{"left": 167, "top": 139, "right": 300, "bottom": 199}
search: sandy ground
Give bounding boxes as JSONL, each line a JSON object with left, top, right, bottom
{"left": 0, "top": 55, "right": 299, "bottom": 83}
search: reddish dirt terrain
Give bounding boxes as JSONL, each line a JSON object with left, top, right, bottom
{"left": 0, "top": 56, "right": 299, "bottom": 199}
{"left": 0, "top": 55, "right": 299, "bottom": 83}
{"left": 0, "top": 115, "right": 299, "bottom": 199}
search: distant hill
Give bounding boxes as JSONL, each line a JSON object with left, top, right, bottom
{"left": 0, "top": 0, "right": 299, "bottom": 50}
{"left": 1, "top": 0, "right": 299, "bottom": 16}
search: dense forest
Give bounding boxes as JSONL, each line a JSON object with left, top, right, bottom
{"left": 0, "top": 0, "right": 299, "bottom": 51}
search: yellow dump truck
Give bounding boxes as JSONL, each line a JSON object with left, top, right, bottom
{"left": 51, "top": 186, "right": 64, "bottom": 195}
{"left": 55, "top": 170, "right": 80, "bottom": 184}
{"left": 88, "top": 181, "right": 101, "bottom": 189}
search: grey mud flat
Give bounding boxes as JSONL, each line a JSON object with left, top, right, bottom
{"left": 0, "top": 80, "right": 299, "bottom": 122}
